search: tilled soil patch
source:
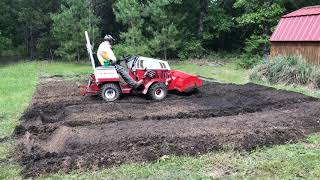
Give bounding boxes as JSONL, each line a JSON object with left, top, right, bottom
{"left": 14, "top": 78, "right": 320, "bottom": 177}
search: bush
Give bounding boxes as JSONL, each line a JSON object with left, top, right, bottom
{"left": 250, "top": 55, "right": 320, "bottom": 88}
{"left": 243, "top": 34, "right": 269, "bottom": 56}
{"left": 236, "top": 55, "right": 263, "bottom": 69}
{"left": 178, "top": 39, "right": 205, "bottom": 60}
{"left": 113, "top": 43, "right": 151, "bottom": 58}
{"left": 310, "top": 68, "right": 320, "bottom": 88}
{"left": 0, "top": 36, "right": 13, "bottom": 56}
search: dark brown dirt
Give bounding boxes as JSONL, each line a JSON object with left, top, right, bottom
{"left": 14, "top": 78, "right": 320, "bottom": 177}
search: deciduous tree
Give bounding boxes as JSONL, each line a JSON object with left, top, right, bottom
{"left": 234, "top": 0, "right": 285, "bottom": 57}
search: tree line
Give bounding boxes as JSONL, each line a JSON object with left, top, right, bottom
{"left": 0, "top": 0, "right": 318, "bottom": 61}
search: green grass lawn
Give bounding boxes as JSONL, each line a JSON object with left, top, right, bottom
{"left": 0, "top": 61, "right": 319, "bottom": 179}
{"left": 172, "top": 62, "right": 248, "bottom": 84}
{"left": 39, "top": 61, "right": 91, "bottom": 77}
{"left": 0, "top": 62, "right": 38, "bottom": 139}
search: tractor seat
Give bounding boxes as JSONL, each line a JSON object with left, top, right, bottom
{"left": 93, "top": 53, "right": 102, "bottom": 67}
{"left": 93, "top": 53, "right": 116, "bottom": 68}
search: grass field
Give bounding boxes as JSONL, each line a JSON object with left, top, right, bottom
{"left": 0, "top": 61, "right": 319, "bottom": 179}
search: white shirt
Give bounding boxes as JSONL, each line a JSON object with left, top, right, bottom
{"left": 97, "top": 41, "right": 117, "bottom": 65}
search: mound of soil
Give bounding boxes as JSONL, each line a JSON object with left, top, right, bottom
{"left": 14, "top": 78, "right": 320, "bottom": 177}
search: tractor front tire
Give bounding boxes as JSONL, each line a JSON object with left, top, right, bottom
{"left": 101, "top": 83, "right": 121, "bottom": 102}
{"left": 148, "top": 83, "right": 168, "bottom": 101}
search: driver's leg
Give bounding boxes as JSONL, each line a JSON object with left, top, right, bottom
{"left": 115, "top": 65, "right": 143, "bottom": 88}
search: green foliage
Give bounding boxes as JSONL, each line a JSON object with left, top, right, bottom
{"left": 144, "top": 0, "right": 181, "bottom": 59}
{"left": 113, "top": 0, "right": 148, "bottom": 57}
{"left": 51, "top": 0, "right": 100, "bottom": 61}
{"left": 0, "top": 0, "right": 18, "bottom": 44}
{"left": 113, "top": 0, "right": 144, "bottom": 27}
{"left": 113, "top": 0, "right": 181, "bottom": 59}
{"left": 310, "top": 69, "right": 320, "bottom": 88}
{"left": 1, "top": 0, "right": 320, "bottom": 59}
{"left": 250, "top": 55, "right": 320, "bottom": 88}
{"left": 236, "top": 55, "right": 263, "bottom": 69}
{"left": 113, "top": 27, "right": 151, "bottom": 57}
{"left": 178, "top": 39, "right": 205, "bottom": 59}
{"left": 234, "top": 0, "right": 285, "bottom": 56}
{"left": 202, "top": 3, "right": 234, "bottom": 40}
{"left": 16, "top": 0, "right": 61, "bottom": 58}
{"left": 234, "top": 1, "right": 284, "bottom": 25}
{"left": 0, "top": 35, "right": 13, "bottom": 56}
{"left": 243, "top": 34, "right": 270, "bottom": 56}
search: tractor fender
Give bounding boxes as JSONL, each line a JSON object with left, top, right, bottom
{"left": 142, "top": 80, "right": 160, "bottom": 94}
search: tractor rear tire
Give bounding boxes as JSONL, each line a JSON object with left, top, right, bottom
{"left": 101, "top": 83, "right": 121, "bottom": 102}
{"left": 148, "top": 83, "right": 168, "bottom": 101}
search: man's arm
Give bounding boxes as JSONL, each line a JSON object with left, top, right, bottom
{"left": 98, "top": 44, "right": 117, "bottom": 65}
{"left": 99, "top": 51, "right": 114, "bottom": 65}
{"left": 100, "top": 51, "right": 110, "bottom": 61}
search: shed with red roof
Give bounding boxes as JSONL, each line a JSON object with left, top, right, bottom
{"left": 270, "top": 6, "right": 320, "bottom": 64}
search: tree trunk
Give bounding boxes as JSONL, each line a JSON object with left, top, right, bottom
{"left": 29, "top": 25, "right": 34, "bottom": 59}
{"left": 50, "top": 49, "right": 54, "bottom": 61}
{"left": 77, "top": 49, "right": 80, "bottom": 62}
{"left": 198, "top": 0, "right": 208, "bottom": 34}
{"left": 262, "top": 21, "right": 270, "bottom": 62}
{"left": 262, "top": 2, "right": 272, "bottom": 62}
{"left": 24, "top": 29, "right": 28, "bottom": 58}
{"left": 163, "top": 46, "right": 167, "bottom": 61}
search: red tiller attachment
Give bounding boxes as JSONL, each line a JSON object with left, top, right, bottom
{"left": 80, "top": 74, "right": 100, "bottom": 96}
{"left": 168, "top": 70, "right": 203, "bottom": 93}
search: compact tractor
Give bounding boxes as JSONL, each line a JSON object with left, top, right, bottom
{"left": 80, "top": 31, "right": 203, "bottom": 101}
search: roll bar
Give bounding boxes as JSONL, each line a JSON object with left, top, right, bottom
{"left": 85, "top": 31, "right": 96, "bottom": 70}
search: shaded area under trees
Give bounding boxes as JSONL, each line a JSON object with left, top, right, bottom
{"left": 0, "top": 0, "right": 319, "bottom": 60}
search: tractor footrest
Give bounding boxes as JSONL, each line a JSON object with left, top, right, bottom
{"left": 80, "top": 85, "right": 99, "bottom": 96}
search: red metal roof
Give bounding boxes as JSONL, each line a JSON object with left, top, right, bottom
{"left": 283, "top": 6, "right": 320, "bottom": 17}
{"left": 270, "top": 6, "right": 320, "bottom": 41}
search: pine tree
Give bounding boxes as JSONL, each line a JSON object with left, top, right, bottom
{"left": 113, "top": 0, "right": 180, "bottom": 59}
{"left": 51, "top": 0, "right": 100, "bottom": 61}
{"left": 0, "top": 0, "right": 17, "bottom": 56}
{"left": 113, "top": 0, "right": 149, "bottom": 56}
{"left": 144, "top": 0, "right": 180, "bottom": 60}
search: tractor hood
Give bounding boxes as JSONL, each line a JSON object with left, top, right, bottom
{"left": 126, "top": 56, "right": 171, "bottom": 71}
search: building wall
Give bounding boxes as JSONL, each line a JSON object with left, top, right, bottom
{"left": 270, "top": 41, "right": 320, "bottom": 64}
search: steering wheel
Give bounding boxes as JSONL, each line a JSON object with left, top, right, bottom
{"left": 113, "top": 55, "right": 129, "bottom": 65}
{"left": 121, "top": 55, "right": 133, "bottom": 63}
{"left": 131, "top": 56, "right": 139, "bottom": 69}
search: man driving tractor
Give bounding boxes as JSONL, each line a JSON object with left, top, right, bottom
{"left": 97, "top": 34, "right": 143, "bottom": 89}
{"left": 80, "top": 31, "right": 203, "bottom": 101}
